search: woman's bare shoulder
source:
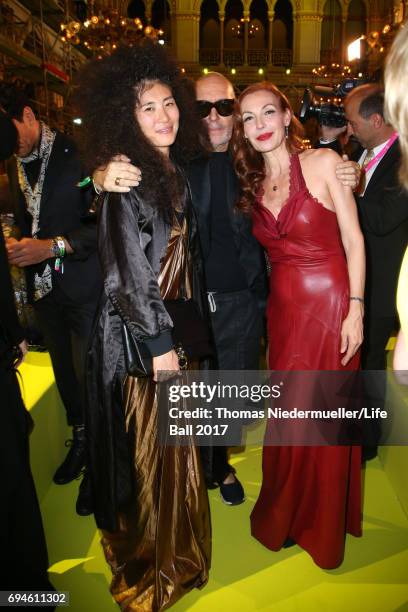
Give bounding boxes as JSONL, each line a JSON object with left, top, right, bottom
{"left": 299, "top": 147, "right": 341, "bottom": 168}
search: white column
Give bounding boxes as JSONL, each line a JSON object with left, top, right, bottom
{"left": 172, "top": 11, "right": 200, "bottom": 63}
{"left": 267, "top": 11, "right": 273, "bottom": 65}
{"left": 220, "top": 12, "right": 225, "bottom": 65}
{"left": 243, "top": 10, "right": 249, "bottom": 66}
{"left": 293, "top": 9, "right": 323, "bottom": 66}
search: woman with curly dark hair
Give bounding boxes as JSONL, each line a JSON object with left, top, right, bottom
{"left": 231, "top": 82, "right": 365, "bottom": 569}
{"left": 75, "top": 41, "right": 211, "bottom": 610}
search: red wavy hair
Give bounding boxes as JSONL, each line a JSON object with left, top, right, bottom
{"left": 231, "top": 81, "right": 304, "bottom": 214}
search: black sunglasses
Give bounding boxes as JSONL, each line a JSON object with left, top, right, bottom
{"left": 196, "top": 98, "right": 235, "bottom": 119}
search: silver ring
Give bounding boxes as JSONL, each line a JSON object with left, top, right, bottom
{"left": 114, "top": 176, "right": 121, "bottom": 186}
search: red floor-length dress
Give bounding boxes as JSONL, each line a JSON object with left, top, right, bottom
{"left": 251, "top": 153, "right": 362, "bottom": 569}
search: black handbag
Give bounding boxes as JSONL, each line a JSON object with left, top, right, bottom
{"left": 165, "top": 298, "right": 212, "bottom": 361}
{"left": 121, "top": 321, "right": 153, "bottom": 378}
{"left": 121, "top": 298, "right": 212, "bottom": 378}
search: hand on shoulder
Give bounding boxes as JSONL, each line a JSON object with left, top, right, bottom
{"left": 299, "top": 148, "right": 342, "bottom": 177}
{"left": 306, "top": 149, "right": 361, "bottom": 191}
{"left": 300, "top": 146, "right": 342, "bottom": 165}
{"left": 93, "top": 155, "right": 141, "bottom": 193}
{"left": 300, "top": 147, "right": 359, "bottom": 194}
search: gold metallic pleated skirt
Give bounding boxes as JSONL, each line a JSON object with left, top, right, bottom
{"left": 101, "top": 214, "right": 211, "bottom": 611}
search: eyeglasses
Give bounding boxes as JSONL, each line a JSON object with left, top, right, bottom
{"left": 196, "top": 98, "right": 235, "bottom": 119}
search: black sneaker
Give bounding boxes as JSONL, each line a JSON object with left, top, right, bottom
{"left": 219, "top": 476, "right": 245, "bottom": 505}
{"left": 76, "top": 472, "right": 93, "bottom": 516}
{"left": 53, "top": 426, "right": 86, "bottom": 485}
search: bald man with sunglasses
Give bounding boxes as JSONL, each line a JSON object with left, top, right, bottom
{"left": 93, "top": 72, "right": 361, "bottom": 506}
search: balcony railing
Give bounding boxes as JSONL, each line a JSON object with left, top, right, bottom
{"left": 199, "top": 48, "right": 221, "bottom": 65}
{"left": 199, "top": 48, "right": 292, "bottom": 67}
{"left": 247, "top": 49, "right": 268, "bottom": 66}
{"left": 270, "top": 49, "right": 292, "bottom": 66}
{"left": 223, "top": 49, "right": 244, "bottom": 66}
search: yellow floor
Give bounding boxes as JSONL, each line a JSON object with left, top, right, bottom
{"left": 20, "top": 353, "right": 408, "bottom": 612}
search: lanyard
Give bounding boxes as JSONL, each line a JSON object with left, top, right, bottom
{"left": 363, "top": 132, "right": 399, "bottom": 172}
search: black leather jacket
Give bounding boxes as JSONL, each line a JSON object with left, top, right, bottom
{"left": 86, "top": 185, "right": 208, "bottom": 531}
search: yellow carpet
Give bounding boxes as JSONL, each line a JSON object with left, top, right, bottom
{"left": 19, "top": 353, "right": 408, "bottom": 612}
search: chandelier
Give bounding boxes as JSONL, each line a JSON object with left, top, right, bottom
{"left": 363, "top": 22, "right": 400, "bottom": 57}
{"left": 312, "top": 63, "right": 352, "bottom": 82}
{"left": 60, "top": 7, "right": 163, "bottom": 55}
{"left": 231, "top": 18, "right": 260, "bottom": 39}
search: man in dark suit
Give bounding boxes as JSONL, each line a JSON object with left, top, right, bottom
{"left": 0, "top": 108, "right": 55, "bottom": 595}
{"left": 345, "top": 84, "right": 408, "bottom": 369}
{"left": 0, "top": 84, "right": 102, "bottom": 488}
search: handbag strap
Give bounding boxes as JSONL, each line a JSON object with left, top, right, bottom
{"left": 171, "top": 165, "right": 191, "bottom": 301}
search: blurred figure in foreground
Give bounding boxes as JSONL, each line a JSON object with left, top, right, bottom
{"left": 384, "top": 24, "right": 408, "bottom": 382}
{"left": 0, "top": 108, "right": 54, "bottom": 594}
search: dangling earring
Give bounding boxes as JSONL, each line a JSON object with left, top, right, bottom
{"left": 285, "top": 125, "right": 289, "bottom": 139}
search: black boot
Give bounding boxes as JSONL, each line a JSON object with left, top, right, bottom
{"left": 53, "top": 425, "right": 86, "bottom": 485}
{"left": 76, "top": 471, "right": 93, "bottom": 516}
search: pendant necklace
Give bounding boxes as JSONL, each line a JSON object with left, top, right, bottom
{"left": 269, "top": 159, "right": 286, "bottom": 192}
{"left": 271, "top": 172, "right": 281, "bottom": 192}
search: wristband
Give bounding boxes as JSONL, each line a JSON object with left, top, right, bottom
{"left": 51, "top": 236, "right": 65, "bottom": 273}
{"left": 349, "top": 296, "right": 364, "bottom": 304}
{"left": 77, "top": 176, "right": 92, "bottom": 188}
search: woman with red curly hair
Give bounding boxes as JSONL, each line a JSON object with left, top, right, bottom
{"left": 232, "top": 82, "right": 365, "bottom": 569}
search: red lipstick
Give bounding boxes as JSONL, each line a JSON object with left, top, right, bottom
{"left": 256, "top": 132, "right": 273, "bottom": 141}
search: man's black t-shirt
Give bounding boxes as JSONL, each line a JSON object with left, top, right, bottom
{"left": 205, "top": 152, "right": 247, "bottom": 292}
